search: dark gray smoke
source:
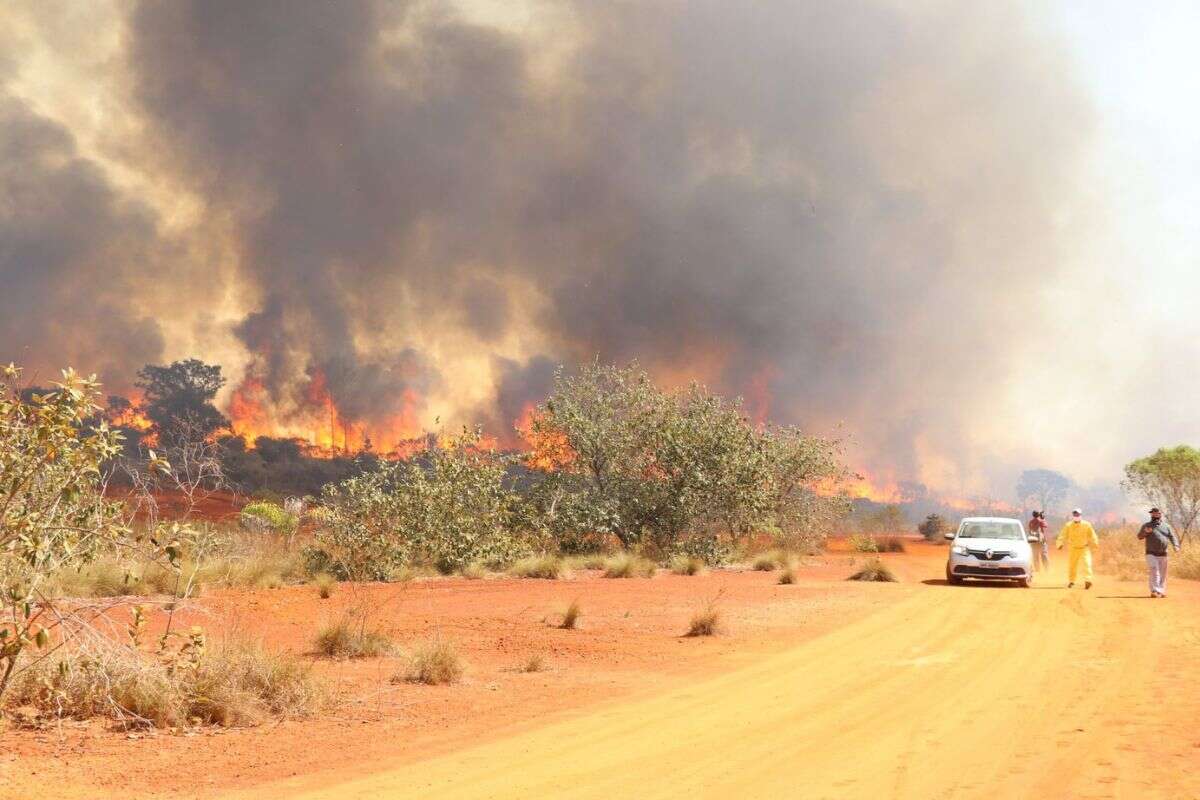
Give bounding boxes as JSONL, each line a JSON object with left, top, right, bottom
{"left": 1, "top": 1, "right": 1094, "bottom": 493}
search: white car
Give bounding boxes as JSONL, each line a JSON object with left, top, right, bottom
{"left": 944, "top": 516, "right": 1034, "bottom": 587}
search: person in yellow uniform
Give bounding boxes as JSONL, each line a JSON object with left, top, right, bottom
{"left": 1056, "top": 508, "right": 1099, "bottom": 589}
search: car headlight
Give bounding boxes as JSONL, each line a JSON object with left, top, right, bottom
{"left": 951, "top": 544, "right": 969, "bottom": 555}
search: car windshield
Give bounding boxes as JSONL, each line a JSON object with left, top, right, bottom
{"left": 958, "top": 521, "right": 1023, "bottom": 540}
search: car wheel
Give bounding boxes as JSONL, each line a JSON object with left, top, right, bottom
{"left": 1017, "top": 577, "right": 1032, "bottom": 588}
{"left": 946, "top": 566, "right": 963, "bottom": 585}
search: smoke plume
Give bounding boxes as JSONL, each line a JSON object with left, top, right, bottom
{"left": 1, "top": 1, "right": 1099, "bottom": 499}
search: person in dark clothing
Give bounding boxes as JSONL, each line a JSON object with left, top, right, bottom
{"left": 1028, "top": 511, "right": 1049, "bottom": 572}
{"left": 1137, "top": 507, "right": 1181, "bottom": 598}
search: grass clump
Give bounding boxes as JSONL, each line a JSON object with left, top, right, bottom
{"left": 777, "top": 565, "right": 797, "bottom": 585}
{"left": 509, "top": 554, "right": 565, "bottom": 580}
{"left": 398, "top": 639, "right": 464, "bottom": 685}
{"left": 670, "top": 555, "right": 705, "bottom": 576}
{"left": 559, "top": 598, "right": 582, "bottom": 630}
{"left": 848, "top": 534, "right": 879, "bottom": 553}
{"left": 876, "top": 536, "right": 907, "bottom": 553}
{"left": 461, "top": 562, "right": 487, "bottom": 580}
{"left": 314, "top": 573, "right": 336, "bottom": 599}
{"left": 314, "top": 615, "right": 396, "bottom": 659}
{"left": 521, "top": 654, "right": 546, "bottom": 673}
{"left": 848, "top": 558, "right": 897, "bottom": 582}
{"left": 752, "top": 552, "right": 780, "bottom": 571}
{"left": 570, "top": 553, "right": 610, "bottom": 571}
{"left": 685, "top": 597, "right": 723, "bottom": 637}
{"left": 7, "top": 637, "right": 324, "bottom": 729}
{"left": 603, "top": 553, "right": 657, "bottom": 579}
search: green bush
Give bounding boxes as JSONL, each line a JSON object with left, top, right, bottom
{"left": 239, "top": 501, "right": 299, "bottom": 537}
{"left": 848, "top": 534, "right": 879, "bottom": 553}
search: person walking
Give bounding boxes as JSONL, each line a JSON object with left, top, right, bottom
{"left": 1056, "top": 508, "right": 1098, "bottom": 589}
{"left": 1028, "top": 511, "right": 1050, "bottom": 573}
{"left": 1137, "top": 507, "right": 1181, "bottom": 598}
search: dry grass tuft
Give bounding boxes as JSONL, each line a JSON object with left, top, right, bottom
{"left": 559, "top": 598, "right": 582, "bottom": 630}
{"left": 670, "top": 556, "right": 705, "bottom": 576}
{"left": 509, "top": 555, "right": 565, "bottom": 580}
{"left": 876, "top": 536, "right": 907, "bottom": 553}
{"left": 314, "top": 573, "right": 336, "bottom": 599}
{"left": 752, "top": 552, "right": 780, "bottom": 571}
{"left": 603, "top": 553, "right": 657, "bottom": 579}
{"left": 398, "top": 639, "right": 464, "bottom": 685}
{"left": 521, "top": 654, "right": 546, "bottom": 673}
{"left": 460, "top": 562, "right": 487, "bottom": 580}
{"left": 848, "top": 558, "right": 897, "bottom": 582}
{"left": 777, "top": 565, "right": 797, "bottom": 585}
{"left": 314, "top": 615, "right": 395, "bottom": 659}
{"left": 686, "top": 597, "right": 723, "bottom": 637}
{"left": 7, "top": 637, "right": 324, "bottom": 729}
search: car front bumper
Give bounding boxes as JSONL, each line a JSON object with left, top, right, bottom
{"left": 948, "top": 554, "right": 1030, "bottom": 580}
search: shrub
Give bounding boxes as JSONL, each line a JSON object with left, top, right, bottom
{"left": 917, "top": 514, "right": 948, "bottom": 542}
{"left": 777, "top": 566, "right": 797, "bottom": 585}
{"left": 559, "top": 599, "right": 581, "bottom": 630}
{"left": 848, "top": 559, "right": 897, "bottom": 582}
{"left": 876, "top": 536, "right": 907, "bottom": 553}
{"left": 521, "top": 654, "right": 546, "bottom": 673}
{"left": 314, "top": 615, "right": 395, "bottom": 659}
{"left": 685, "top": 598, "right": 722, "bottom": 637}
{"left": 602, "top": 553, "right": 657, "bottom": 578}
{"left": 670, "top": 556, "right": 705, "bottom": 576}
{"left": 509, "top": 555, "right": 565, "bottom": 580}
{"left": 399, "top": 639, "right": 463, "bottom": 685}
{"left": 752, "top": 552, "right": 780, "bottom": 571}
{"left": 568, "top": 553, "right": 609, "bottom": 571}
{"left": 239, "top": 501, "right": 299, "bottom": 538}
{"left": 848, "top": 534, "right": 879, "bottom": 553}
{"left": 1, "top": 366, "right": 128, "bottom": 701}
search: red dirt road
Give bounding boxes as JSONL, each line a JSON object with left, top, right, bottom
{"left": 4, "top": 545, "right": 1198, "bottom": 799}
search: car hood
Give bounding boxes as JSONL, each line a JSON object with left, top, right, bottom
{"left": 954, "top": 537, "right": 1028, "bottom": 553}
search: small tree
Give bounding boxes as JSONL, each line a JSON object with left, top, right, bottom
{"left": 1016, "top": 469, "right": 1071, "bottom": 515}
{"left": 136, "top": 359, "right": 229, "bottom": 447}
{"left": 1123, "top": 446, "right": 1200, "bottom": 542}
{"left": 918, "top": 514, "right": 947, "bottom": 542}
{"left": 0, "top": 366, "right": 128, "bottom": 699}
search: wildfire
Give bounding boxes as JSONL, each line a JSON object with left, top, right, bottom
{"left": 227, "top": 369, "right": 426, "bottom": 458}
{"left": 516, "top": 404, "right": 575, "bottom": 471}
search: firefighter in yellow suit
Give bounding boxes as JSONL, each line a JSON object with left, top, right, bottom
{"left": 1056, "top": 508, "right": 1099, "bottom": 589}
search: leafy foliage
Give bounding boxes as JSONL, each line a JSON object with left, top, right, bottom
{"left": 0, "top": 366, "right": 128, "bottom": 699}
{"left": 314, "top": 428, "right": 527, "bottom": 578}
{"left": 135, "top": 358, "right": 229, "bottom": 446}
{"left": 1123, "top": 446, "right": 1200, "bottom": 542}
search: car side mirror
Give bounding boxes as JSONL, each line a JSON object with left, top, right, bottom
{"left": 943, "top": 532, "right": 955, "bottom": 541}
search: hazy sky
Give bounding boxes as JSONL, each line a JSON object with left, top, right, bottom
{"left": 2, "top": 1, "right": 1198, "bottom": 510}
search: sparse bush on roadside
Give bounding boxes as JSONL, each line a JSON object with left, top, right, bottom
{"left": 521, "top": 654, "right": 546, "bottom": 673}
{"left": 602, "top": 553, "right": 657, "bottom": 579}
{"left": 6, "top": 636, "right": 323, "bottom": 729}
{"left": 670, "top": 555, "right": 705, "bottom": 576}
{"left": 918, "top": 514, "right": 948, "bottom": 542}
{"left": 559, "top": 599, "right": 582, "bottom": 630}
{"left": 399, "top": 639, "right": 463, "bottom": 685}
{"left": 849, "top": 534, "right": 879, "bottom": 553}
{"left": 876, "top": 536, "right": 906, "bottom": 553}
{"left": 314, "top": 614, "right": 395, "bottom": 659}
{"left": 509, "top": 554, "right": 566, "bottom": 580}
{"left": 848, "top": 558, "right": 897, "bottom": 582}
{"left": 685, "top": 595, "right": 723, "bottom": 637}
{"left": 777, "top": 565, "right": 797, "bottom": 585}
{"left": 752, "top": 552, "right": 781, "bottom": 571}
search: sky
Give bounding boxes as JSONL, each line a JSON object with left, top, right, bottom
{"left": 2, "top": 1, "right": 1198, "bottom": 513}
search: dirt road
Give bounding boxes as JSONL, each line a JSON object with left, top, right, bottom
{"left": 252, "top": 564, "right": 1200, "bottom": 800}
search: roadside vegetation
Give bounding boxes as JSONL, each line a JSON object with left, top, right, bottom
{"left": 1097, "top": 527, "right": 1200, "bottom": 581}
{"left": 1, "top": 359, "right": 856, "bottom": 728}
